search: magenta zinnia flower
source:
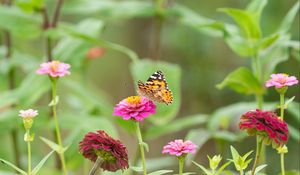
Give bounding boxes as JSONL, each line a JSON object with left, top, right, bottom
{"left": 36, "top": 60, "right": 70, "bottom": 77}
{"left": 265, "top": 73, "right": 298, "bottom": 88}
{"left": 79, "top": 130, "right": 129, "bottom": 172}
{"left": 113, "top": 96, "right": 156, "bottom": 121}
{"left": 19, "top": 109, "right": 38, "bottom": 118}
{"left": 162, "top": 139, "right": 197, "bottom": 157}
{"left": 239, "top": 109, "right": 289, "bottom": 147}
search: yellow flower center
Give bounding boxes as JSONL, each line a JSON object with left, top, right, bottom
{"left": 50, "top": 61, "right": 60, "bottom": 72}
{"left": 126, "top": 96, "right": 141, "bottom": 104}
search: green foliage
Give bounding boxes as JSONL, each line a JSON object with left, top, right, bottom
{"left": 31, "top": 151, "right": 54, "bottom": 175}
{"left": 217, "top": 67, "right": 264, "bottom": 95}
{"left": 193, "top": 155, "right": 231, "bottom": 175}
{"left": 148, "top": 170, "right": 173, "bottom": 175}
{"left": 145, "top": 114, "right": 207, "bottom": 140}
{"left": 229, "top": 146, "right": 253, "bottom": 171}
{"left": 0, "top": 6, "right": 41, "bottom": 39}
{"left": 130, "top": 59, "right": 181, "bottom": 125}
{"left": 0, "top": 158, "right": 27, "bottom": 175}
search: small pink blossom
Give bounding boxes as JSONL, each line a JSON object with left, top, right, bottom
{"left": 162, "top": 139, "right": 197, "bottom": 157}
{"left": 113, "top": 96, "right": 156, "bottom": 122}
{"left": 19, "top": 109, "right": 38, "bottom": 118}
{"left": 265, "top": 73, "right": 298, "bottom": 88}
{"left": 36, "top": 60, "right": 71, "bottom": 77}
{"left": 86, "top": 47, "right": 106, "bottom": 60}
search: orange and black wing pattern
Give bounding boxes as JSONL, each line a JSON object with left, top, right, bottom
{"left": 137, "top": 71, "right": 173, "bottom": 105}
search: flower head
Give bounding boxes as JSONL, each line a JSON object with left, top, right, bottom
{"left": 86, "top": 47, "right": 106, "bottom": 60}
{"left": 36, "top": 60, "right": 70, "bottom": 77}
{"left": 113, "top": 96, "right": 156, "bottom": 121}
{"left": 265, "top": 73, "right": 298, "bottom": 89}
{"left": 79, "top": 130, "right": 129, "bottom": 172}
{"left": 239, "top": 109, "right": 289, "bottom": 148}
{"left": 19, "top": 109, "right": 38, "bottom": 119}
{"left": 162, "top": 139, "right": 197, "bottom": 157}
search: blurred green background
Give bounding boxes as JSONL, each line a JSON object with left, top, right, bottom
{"left": 0, "top": 0, "right": 299, "bottom": 174}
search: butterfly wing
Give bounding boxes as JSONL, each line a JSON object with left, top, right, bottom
{"left": 137, "top": 71, "right": 173, "bottom": 105}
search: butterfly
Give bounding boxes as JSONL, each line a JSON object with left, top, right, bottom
{"left": 137, "top": 70, "right": 173, "bottom": 105}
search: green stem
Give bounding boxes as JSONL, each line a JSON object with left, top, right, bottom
{"left": 279, "top": 93, "right": 285, "bottom": 175}
{"left": 51, "top": 78, "right": 68, "bottom": 175}
{"left": 255, "top": 94, "right": 263, "bottom": 110}
{"left": 251, "top": 137, "right": 263, "bottom": 175}
{"left": 280, "top": 93, "right": 285, "bottom": 119}
{"left": 178, "top": 157, "right": 185, "bottom": 175}
{"left": 89, "top": 157, "right": 103, "bottom": 175}
{"left": 240, "top": 169, "right": 243, "bottom": 175}
{"left": 27, "top": 130, "right": 32, "bottom": 175}
{"left": 134, "top": 122, "right": 147, "bottom": 175}
{"left": 280, "top": 153, "right": 285, "bottom": 175}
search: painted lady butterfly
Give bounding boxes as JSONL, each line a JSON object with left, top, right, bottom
{"left": 137, "top": 71, "right": 173, "bottom": 105}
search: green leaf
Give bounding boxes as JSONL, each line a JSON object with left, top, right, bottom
{"left": 32, "top": 151, "right": 54, "bottom": 175}
{"left": 260, "top": 35, "right": 290, "bottom": 81}
{"left": 230, "top": 146, "right": 240, "bottom": 162}
{"left": 48, "top": 96, "right": 59, "bottom": 106}
{"left": 216, "top": 161, "right": 232, "bottom": 174}
{"left": 130, "top": 59, "right": 181, "bottom": 125}
{"left": 213, "top": 130, "right": 243, "bottom": 142}
{"left": 148, "top": 170, "right": 173, "bottom": 175}
{"left": 284, "top": 96, "right": 295, "bottom": 109}
{"left": 0, "top": 73, "right": 50, "bottom": 108}
{"left": 288, "top": 124, "right": 300, "bottom": 142}
{"left": 131, "top": 166, "right": 143, "bottom": 172}
{"left": 254, "top": 164, "right": 267, "bottom": 174}
{"left": 257, "top": 34, "right": 280, "bottom": 50}
{"left": 216, "top": 67, "right": 263, "bottom": 95}
{"left": 53, "top": 19, "right": 105, "bottom": 69}
{"left": 171, "top": 4, "right": 223, "bottom": 37}
{"left": 63, "top": 0, "right": 155, "bottom": 19}
{"left": 185, "top": 129, "right": 211, "bottom": 165}
{"left": 0, "top": 158, "right": 27, "bottom": 175}
{"left": 286, "top": 102, "right": 300, "bottom": 122}
{"left": 58, "top": 21, "right": 139, "bottom": 63}
{"left": 141, "top": 142, "right": 149, "bottom": 152}
{"left": 0, "top": 6, "right": 41, "bottom": 39}
{"left": 40, "top": 137, "right": 61, "bottom": 153}
{"left": 144, "top": 114, "right": 208, "bottom": 140}
{"left": 192, "top": 161, "right": 212, "bottom": 175}
{"left": 246, "top": 0, "right": 267, "bottom": 15}
{"left": 218, "top": 8, "right": 261, "bottom": 39}
{"left": 277, "top": 1, "right": 300, "bottom": 33}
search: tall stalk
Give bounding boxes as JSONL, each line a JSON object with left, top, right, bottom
{"left": 51, "top": 78, "right": 68, "bottom": 175}
{"left": 2, "top": 0, "right": 21, "bottom": 168}
{"left": 40, "top": 0, "right": 64, "bottom": 169}
{"left": 134, "top": 122, "right": 147, "bottom": 175}
{"left": 251, "top": 51, "right": 265, "bottom": 173}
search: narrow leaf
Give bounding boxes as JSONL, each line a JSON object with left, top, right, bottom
{"left": 148, "top": 170, "right": 173, "bottom": 175}
{"left": 40, "top": 137, "right": 61, "bottom": 153}
{"left": 277, "top": 1, "right": 300, "bottom": 33}
{"left": 192, "top": 161, "right": 212, "bottom": 175}
{"left": 32, "top": 151, "right": 54, "bottom": 175}
{"left": 254, "top": 164, "right": 267, "bottom": 174}
{"left": 0, "top": 158, "right": 27, "bottom": 175}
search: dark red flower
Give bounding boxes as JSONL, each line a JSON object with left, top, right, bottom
{"left": 239, "top": 109, "right": 289, "bottom": 148}
{"left": 79, "top": 130, "right": 129, "bottom": 172}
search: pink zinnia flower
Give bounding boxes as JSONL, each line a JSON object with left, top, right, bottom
{"left": 113, "top": 96, "right": 156, "bottom": 121}
{"left": 79, "top": 130, "right": 129, "bottom": 172}
{"left": 36, "top": 60, "right": 70, "bottom": 77}
{"left": 19, "top": 109, "right": 38, "bottom": 118}
{"left": 162, "top": 139, "right": 197, "bottom": 157}
{"left": 265, "top": 73, "right": 298, "bottom": 88}
{"left": 239, "top": 109, "right": 289, "bottom": 148}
